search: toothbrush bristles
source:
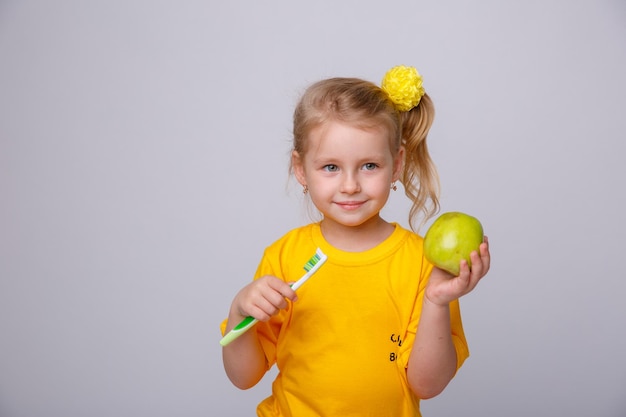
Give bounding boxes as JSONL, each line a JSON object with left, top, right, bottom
{"left": 303, "top": 253, "right": 321, "bottom": 272}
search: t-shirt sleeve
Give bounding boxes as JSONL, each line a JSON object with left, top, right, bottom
{"left": 254, "top": 251, "right": 286, "bottom": 367}
{"left": 219, "top": 248, "right": 287, "bottom": 369}
{"left": 397, "top": 255, "right": 470, "bottom": 372}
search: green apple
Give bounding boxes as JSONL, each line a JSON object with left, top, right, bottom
{"left": 423, "top": 211, "right": 484, "bottom": 276}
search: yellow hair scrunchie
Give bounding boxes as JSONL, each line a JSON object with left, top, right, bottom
{"left": 381, "top": 65, "right": 425, "bottom": 112}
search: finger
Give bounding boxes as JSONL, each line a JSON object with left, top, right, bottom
{"left": 245, "top": 302, "right": 273, "bottom": 322}
{"left": 479, "top": 241, "right": 491, "bottom": 272}
{"left": 480, "top": 236, "right": 489, "bottom": 254}
{"left": 473, "top": 249, "right": 490, "bottom": 275}
{"left": 456, "top": 259, "right": 472, "bottom": 289}
{"left": 268, "top": 277, "right": 298, "bottom": 301}
{"left": 261, "top": 287, "right": 290, "bottom": 311}
{"left": 284, "top": 282, "right": 299, "bottom": 302}
{"left": 240, "top": 286, "right": 281, "bottom": 319}
{"left": 252, "top": 295, "right": 283, "bottom": 321}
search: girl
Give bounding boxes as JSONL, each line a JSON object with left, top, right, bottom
{"left": 221, "top": 66, "right": 491, "bottom": 417}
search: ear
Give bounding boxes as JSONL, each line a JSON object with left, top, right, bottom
{"left": 392, "top": 146, "right": 405, "bottom": 182}
{"left": 291, "top": 151, "right": 307, "bottom": 186}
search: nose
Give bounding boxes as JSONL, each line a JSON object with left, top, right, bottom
{"left": 340, "top": 172, "right": 360, "bottom": 194}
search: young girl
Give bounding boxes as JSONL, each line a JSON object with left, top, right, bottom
{"left": 221, "top": 66, "right": 491, "bottom": 417}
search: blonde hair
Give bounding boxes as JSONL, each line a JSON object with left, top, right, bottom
{"left": 291, "top": 77, "right": 440, "bottom": 231}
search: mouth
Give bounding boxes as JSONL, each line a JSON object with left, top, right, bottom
{"left": 335, "top": 201, "right": 366, "bottom": 210}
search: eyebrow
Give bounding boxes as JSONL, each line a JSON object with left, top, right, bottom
{"left": 311, "top": 153, "right": 389, "bottom": 165}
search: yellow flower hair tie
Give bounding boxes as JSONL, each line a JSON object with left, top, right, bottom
{"left": 381, "top": 65, "right": 425, "bottom": 112}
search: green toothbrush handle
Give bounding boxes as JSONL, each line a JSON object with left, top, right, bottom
{"left": 220, "top": 315, "right": 258, "bottom": 346}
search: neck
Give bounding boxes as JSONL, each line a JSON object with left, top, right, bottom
{"left": 320, "top": 215, "right": 395, "bottom": 252}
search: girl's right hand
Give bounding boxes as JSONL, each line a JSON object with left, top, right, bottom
{"left": 230, "top": 275, "right": 297, "bottom": 322}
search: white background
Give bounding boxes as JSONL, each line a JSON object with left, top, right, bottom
{"left": 1, "top": 1, "right": 625, "bottom": 416}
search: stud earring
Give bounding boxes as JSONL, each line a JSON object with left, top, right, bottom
{"left": 302, "top": 185, "right": 309, "bottom": 194}
{"left": 391, "top": 182, "right": 397, "bottom": 191}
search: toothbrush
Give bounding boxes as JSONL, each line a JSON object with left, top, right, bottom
{"left": 220, "top": 248, "right": 327, "bottom": 347}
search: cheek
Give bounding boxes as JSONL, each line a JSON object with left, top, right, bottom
{"left": 308, "top": 177, "right": 334, "bottom": 194}
{"left": 373, "top": 169, "right": 395, "bottom": 184}
{"left": 375, "top": 181, "right": 393, "bottom": 196}
{"left": 360, "top": 175, "right": 392, "bottom": 196}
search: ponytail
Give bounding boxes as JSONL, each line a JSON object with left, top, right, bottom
{"left": 399, "top": 93, "right": 440, "bottom": 231}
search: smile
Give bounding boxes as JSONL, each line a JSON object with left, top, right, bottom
{"left": 335, "top": 201, "right": 366, "bottom": 210}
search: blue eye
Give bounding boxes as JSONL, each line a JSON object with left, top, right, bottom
{"left": 363, "top": 163, "right": 378, "bottom": 170}
{"left": 323, "top": 164, "right": 339, "bottom": 172}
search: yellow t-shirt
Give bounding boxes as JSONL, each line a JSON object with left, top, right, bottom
{"left": 223, "top": 222, "right": 469, "bottom": 417}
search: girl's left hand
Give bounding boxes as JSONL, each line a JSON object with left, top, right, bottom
{"left": 425, "top": 236, "right": 491, "bottom": 306}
